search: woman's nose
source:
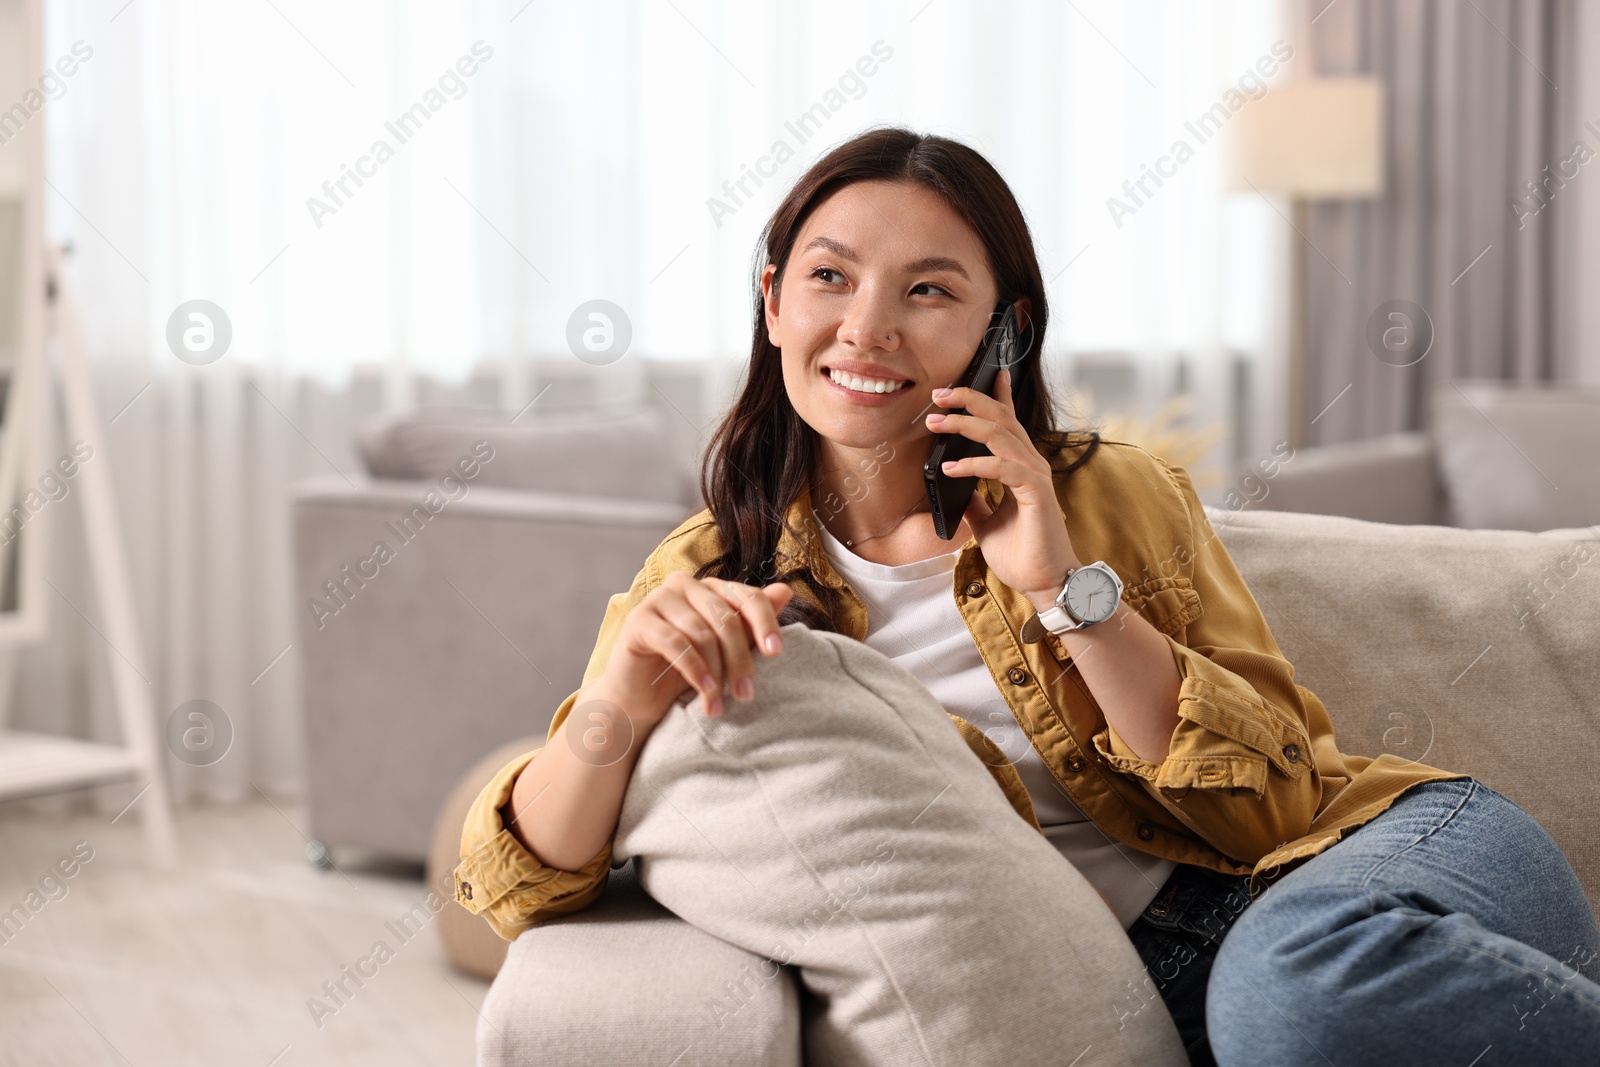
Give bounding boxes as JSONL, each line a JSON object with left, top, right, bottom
{"left": 838, "top": 294, "right": 901, "bottom": 351}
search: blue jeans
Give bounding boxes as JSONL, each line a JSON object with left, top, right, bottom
{"left": 1125, "top": 777, "right": 1600, "bottom": 1066}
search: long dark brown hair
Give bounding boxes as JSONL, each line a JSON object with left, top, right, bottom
{"left": 696, "top": 126, "right": 1098, "bottom": 631}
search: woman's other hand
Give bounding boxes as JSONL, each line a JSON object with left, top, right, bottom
{"left": 590, "top": 574, "right": 794, "bottom": 727}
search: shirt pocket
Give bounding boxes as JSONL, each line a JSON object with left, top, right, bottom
{"left": 1122, "top": 574, "right": 1204, "bottom": 640}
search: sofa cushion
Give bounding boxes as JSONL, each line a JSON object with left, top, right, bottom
{"left": 356, "top": 404, "right": 688, "bottom": 505}
{"left": 612, "top": 624, "right": 1188, "bottom": 1067}
{"left": 478, "top": 859, "right": 801, "bottom": 1067}
{"left": 1204, "top": 506, "right": 1599, "bottom": 917}
{"left": 1432, "top": 381, "right": 1600, "bottom": 531}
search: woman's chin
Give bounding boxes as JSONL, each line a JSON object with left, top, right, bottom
{"left": 809, "top": 416, "right": 916, "bottom": 453}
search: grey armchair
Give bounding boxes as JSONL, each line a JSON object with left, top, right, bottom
{"left": 292, "top": 400, "right": 696, "bottom": 864}
{"left": 1252, "top": 380, "right": 1600, "bottom": 530}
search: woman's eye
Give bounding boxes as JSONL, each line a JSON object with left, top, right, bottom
{"left": 812, "top": 267, "right": 845, "bottom": 284}
{"left": 910, "top": 282, "right": 950, "bottom": 297}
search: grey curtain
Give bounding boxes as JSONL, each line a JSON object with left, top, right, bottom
{"left": 1297, "top": 0, "right": 1578, "bottom": 445}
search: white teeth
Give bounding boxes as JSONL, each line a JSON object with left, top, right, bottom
{"left": 829, "top": 368, "right": 906, "bottom": 394}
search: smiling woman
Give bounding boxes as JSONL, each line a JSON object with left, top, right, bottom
{"left": 460, "top": 127, "right": 1600, "bottom": 1067}
{"left": 703, "top": 132, "right": 1082, "bottom": 635}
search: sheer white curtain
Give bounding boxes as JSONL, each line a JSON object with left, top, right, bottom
{"left": 28, "top": 0, "right": 1284, "bottom": 806}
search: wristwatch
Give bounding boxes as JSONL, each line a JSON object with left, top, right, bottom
{"left": 1020, "top": 561, "right": 1124, "bottom": 643}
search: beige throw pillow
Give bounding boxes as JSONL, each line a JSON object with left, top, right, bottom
{"left": 612, "top": 623, "right": 1187, "bottom": 1067}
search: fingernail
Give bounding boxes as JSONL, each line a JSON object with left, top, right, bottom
{"left": 933, "top": 387, "right": 952, "bottom": 398}
{"left": 926, "top": 413, "right": 946, "bottom": 424}
{"left": 942, "top": 461, "right": 958, "bottom": 472}
{"left": 735, "top": 677, "right": 755, "bottom": 701}
{"left": 699, "top": 674, "right": 717, "bottom": 695}
{"left": 764, "top": 633, "right": 783, "bottom": 654}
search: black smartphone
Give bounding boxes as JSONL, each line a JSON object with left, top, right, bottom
{"left": 923, "top": 301, "right": 1020, "bottom": 540}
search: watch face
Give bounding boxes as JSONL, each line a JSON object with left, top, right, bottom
{"left": 1065, "top": 565, "right": 1119, "bottom": 624}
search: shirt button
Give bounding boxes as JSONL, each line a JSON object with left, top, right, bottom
{"left": 459, "top": 880, "right": 473, "bottom": 901}
{"left": 964, "top": 581, "right": 985, "bottom": 598}
{"left": 1136, "top": 823, "right": 1156, "bottom": 841}
{"left": 1066, "top": 755, "right": 1087, "bottom": 773}
{"left": 1006, "top": 667, "right": 1028, "bottom": 685}
{"left": 1282, "top": 743, "right": 1301, "bottom": 763}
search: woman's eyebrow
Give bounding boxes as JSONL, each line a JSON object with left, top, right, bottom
{"left": 903, "top": 255, "right": 969, "bottom": 280}
{"left": 801, "top": 236, "right": 971, "bottom": 280}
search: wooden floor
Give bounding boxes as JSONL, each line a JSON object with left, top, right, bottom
{"left": 0, "top": 796, "right": 489, "bottom": 1066}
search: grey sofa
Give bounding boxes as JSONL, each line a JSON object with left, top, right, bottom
{"left": 1254, "top": 379, "right": 1600, "bottom": 530}
{"left": 292, "top": 397, "right": 699, "bottom": 864}
{"left": 447, "top": 503, "right": 1600, "bottom": 1066}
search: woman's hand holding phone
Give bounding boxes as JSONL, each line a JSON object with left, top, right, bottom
{"left": 924, "top": 367, "right": 1080, "bottom": 611}
{"left": 588, "top": 573, "right": 794, "bottom": 729}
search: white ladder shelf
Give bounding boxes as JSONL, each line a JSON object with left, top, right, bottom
{"left": 0, "top": 0, "right": 177, "bottom": 868}
{"left": 0, "top": 244, "right": 178, "bottom": 867}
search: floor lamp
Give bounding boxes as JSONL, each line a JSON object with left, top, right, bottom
{"left": 1229, "top": 78, "right": 1385, "bottom": 449}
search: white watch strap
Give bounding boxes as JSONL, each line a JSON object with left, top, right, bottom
{"left": 1036, "top": 603, "right": 1084, "bottom": 635}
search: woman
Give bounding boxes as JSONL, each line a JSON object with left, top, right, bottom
{"left": 455, "top": 127, "right": 1600, "bottom": 1065}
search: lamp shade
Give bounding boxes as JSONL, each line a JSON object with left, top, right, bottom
{"left": 1227, "top": 78, "right": 1385, "bottom": 198}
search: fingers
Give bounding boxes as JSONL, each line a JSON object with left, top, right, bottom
{"left": 682, "top": 580, "right": 756, "bottom": 705}
{"left": 706, "top": 578, "right": 792, "bottom": 658}
{"left": 636, "top": 607, "right": 722, "bottom": 714}
{"left": 935, "top": 452, "right": 1026, "bottom": 484}
{"left": 652, "top": 575, "right": 796, "bottom": 717}
{"left": 995, "top": 365, "right": 1015, "bottom": 406}
{"left": 927, "top": 370, "right": 1049, "bottom": 475}
{"left": 649, "top": 593, "right": 728, "bottom": 713}
{"left": 930, "top": 369, "right": 1018, "bottom": 424}
{"left": 926, "top": 409, "right": 1037, "bottom": 468}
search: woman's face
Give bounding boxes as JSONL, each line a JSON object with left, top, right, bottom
{"left": 763, "top": 180, "right": 1003, "bottom": 455}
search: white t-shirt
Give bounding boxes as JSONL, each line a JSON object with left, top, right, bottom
{"left": 817, "top": 521, "right": 1176, "bottom": 927}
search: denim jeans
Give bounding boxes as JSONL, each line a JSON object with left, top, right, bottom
{"left": 1125, "top": 860, "right": 1253, "bottom": 1065}
{"left": 1128, "top": 777, "right": 1600, "bottom": 1066}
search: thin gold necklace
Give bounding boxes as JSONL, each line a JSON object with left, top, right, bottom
{"left": 816, "top": 497, "right": 950, "bottom": 549}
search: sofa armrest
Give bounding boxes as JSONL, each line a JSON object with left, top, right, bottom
{"left": 292, "top": 476, "right": 687, "bottom": 861}
{"left": 1256, "top": 432, "right": 1445, "bottom": 525}
{"left": 477, "top": 860, "right": 802, "bottom": 1067}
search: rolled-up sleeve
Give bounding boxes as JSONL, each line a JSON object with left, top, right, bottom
{"left": 1092, "top": 458, "right": 1321, "bottom": 863}
{"left": 452, "top": 739, "right": 614, "bottom": 941}
{"left": 453, "top": 567, "right": 658, "bottom": 941}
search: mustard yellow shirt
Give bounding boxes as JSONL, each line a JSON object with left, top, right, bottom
{"left": 454, "top": 434, "right": 1467, "bottom": 941}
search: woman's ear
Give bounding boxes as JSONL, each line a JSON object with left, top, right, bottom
{"left": 761, "top": 263, "right": 783, "bottom": 345}
{"left": 1012, "top": 296, "right": 1037, "bottom": 360}
{"left": 1012, "top": 296, "right": 1033, "bottom": 332}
